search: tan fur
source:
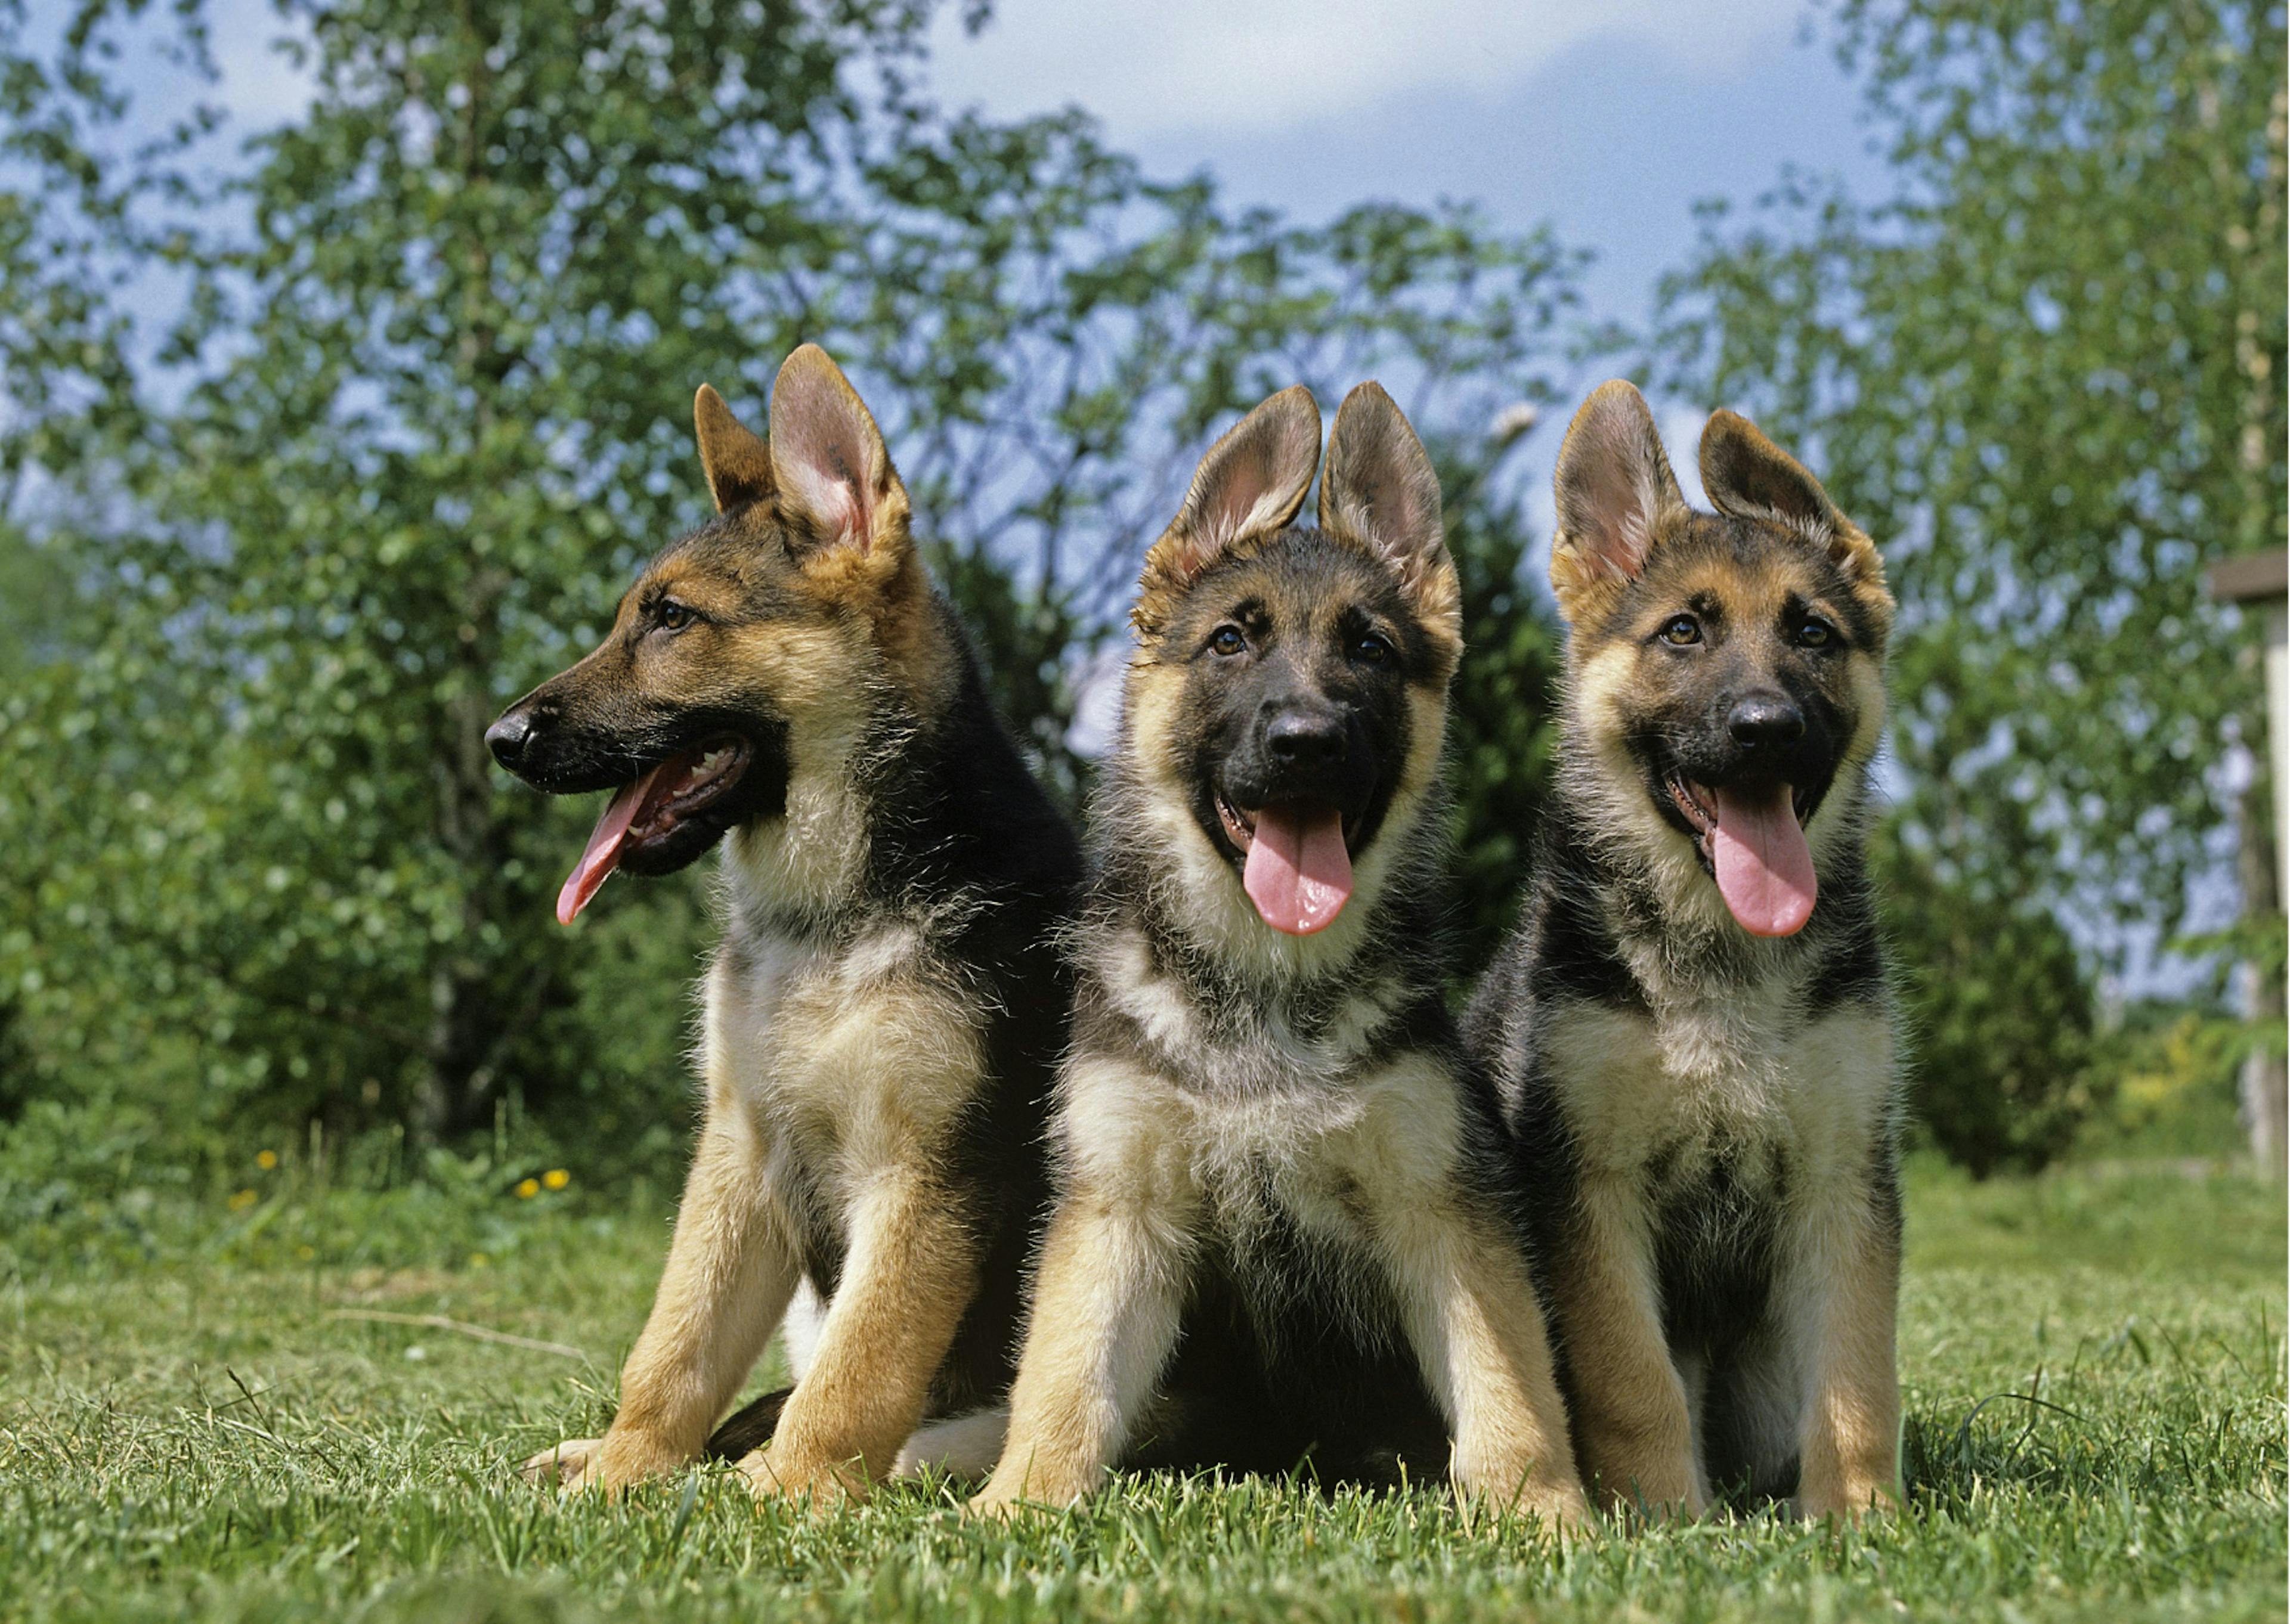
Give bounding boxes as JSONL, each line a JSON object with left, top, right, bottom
{"left": 741, "top": 1170, "right": 980, "bottom": 1498}
{"left": 528, "top": 1075, "right": 806, "bottom": 1490}
{"left": 1793, "top": 1195, "right": 1904, "bottom": 1518}
{"left": 1537, "top": 997, "right": 1900, "bottom": 1517}
{"left": 973, "top": 1050, "right": 1585, "bottom": 1524}
{"left": 976, "top": 1065, "right": 1201, "bottom": 1506}
{"left": 1540, "top": 1170, "right": 1705, "bottom": 1514}
{"left": 1698, "top": 408, "right": 1893, "bottom": 639}
{"left": 530, "top": 918, "right": 994, "bottom": 1499}
{"left": 521, "top": 347, "right": 1014, "bottom": 1505}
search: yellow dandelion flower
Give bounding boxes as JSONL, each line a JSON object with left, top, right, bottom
{"left": 256, "top": 1149, "right": 278, "bottom": 1170}
{"left": 542, "top": 1168, "right": 570, "bottom": 1191}
{"left": 229, "top": 1188, "right": 258, "bottom": 1211}
{"left": 469, "top": 1252, "right": 490, "bottom": 1269}
{"left": 515, "top": 1177, "right": 540, "bottom": 1199}
{"left": 297, "top": 1244, "right": 315, "bottom": 1261}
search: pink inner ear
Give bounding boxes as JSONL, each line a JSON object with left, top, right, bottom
{"left": 777, "top": 427, "right": 871, "bottom": 550}
{"left": 1571, "top": 458, "right": 1665, "bottom": 582}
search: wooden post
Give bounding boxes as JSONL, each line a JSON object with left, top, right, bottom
{"left": 2207, "top": 551, "right": 2288, "bottom": 1177}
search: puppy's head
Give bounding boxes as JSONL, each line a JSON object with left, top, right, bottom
{"left": 1549, "top": 380, "right": 1892, "bottom": 938}
{"left": 488, "top": 345, "right": 943, "bottom": 923}
{"left": 1125, "top": 382, "right": 1460, "bottom": 944}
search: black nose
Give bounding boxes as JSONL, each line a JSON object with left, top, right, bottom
{"left": 486, "top": 706, "right": 537, "bottom": 769}
{"left": 1727, "top": 693, "right": 1805, "bottom": 751}
{"left": 1264, "top": 708, "right": 1346, "bottom": 767}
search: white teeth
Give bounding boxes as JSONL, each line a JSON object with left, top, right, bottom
{"left": 676, "top": 748, "right": 733, "bottom": 795}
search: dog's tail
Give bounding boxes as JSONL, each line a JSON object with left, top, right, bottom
{"left": 702, "top": 1390, "right": 1009, "bottom": 1480}
{"left": 704, "top": 1386, "right": 793, "bottom": 1462}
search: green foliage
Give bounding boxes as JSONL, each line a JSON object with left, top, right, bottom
{"left": 0, "top": 1, "right": 1584, "bottom": 1158}
{"left": 1655, "top": 0, "right": 2287, "bottom": 1174}
{"left": 1881, "top": 833, "right": 2106, "bottom": 1177}
{"left": 1, "top": 1158, "right": 2281, "bottom": 1621}
{"left": 1439, "top": 436, "right": 1565, "bottom": 968}
{"left": 2081, "top": 998, "right": 2251, "bottom": 1160}
{"left": 1658, "top": 0, "right": 2287, "bottom": 956}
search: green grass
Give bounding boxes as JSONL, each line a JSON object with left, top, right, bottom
{"left": 2, "top": 1154, "right": 2282, "bottom": 1623}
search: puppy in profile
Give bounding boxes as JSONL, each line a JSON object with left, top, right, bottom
{"left": 970, "top": 382, "right": 1585, "bottom": 1526}
{"left": 1468, "top": 380, "right": 1901, "bottom": 1520}
{"left": 491, "top": 345, "right": 1081, "bottom": 1501}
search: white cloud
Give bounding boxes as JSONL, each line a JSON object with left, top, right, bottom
{"left": 928, "top": 0, "right": 1806, "bottom": 138}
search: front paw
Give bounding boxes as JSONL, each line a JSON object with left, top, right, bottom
{"left": 1508, "top": 1475, "right": 1592, "bottom": 1534}
{"left": 1799, "top": 1473, "right": 1899, "bottom": 1522}
{"left": 522, "top": 1428, "right": 689, "bottom": 1494}
{"left": 521, "top": 1436, "right": 604, "bottom": 1488}
{"left": 1580, "top": 1433, "right": 1703, "bottom": 1521}
{"left": 738, "top": 1445, "right": 868, "bottom": 1508}
{"left": 965, "top": 1458, "right": 1091, "bottom": 1520}
{"left": 1453, "top": 1460, "right": 1592, "bottom": 1535}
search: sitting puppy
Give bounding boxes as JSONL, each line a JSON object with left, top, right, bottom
{"left": 493, "top": 345, "right": 1081, "bottom": 1501}
{"left": 1467, "top": 380, "right": 1901, "bottom": 1519}
{"left": 970, "top": 382, "right": 1585, "bottom": 1526}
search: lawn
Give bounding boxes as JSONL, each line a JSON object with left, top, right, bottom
{"left": 2, "top": 1154, "right": 2281, "bottom": 1623}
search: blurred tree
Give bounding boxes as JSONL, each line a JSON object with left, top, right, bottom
{"left": 1658, "top": 0, "right": 2285, "bottom": 1167}
{"left": 1436, "top": 416, "right": 1566, "bottom": 970}
{"left": 0, "top": 2, "right": 1585, "bottom": 1158}
{"left": 1879, "top": 838, "right": 2103, "bottom": 1177}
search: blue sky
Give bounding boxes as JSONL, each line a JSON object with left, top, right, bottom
{"left": 923, "top": 0, "right": 1892, "bottom": 534}
{"left": 926, "top": 0, "right": 1889, "bottom": 337}
{"left": 168, "top": 0, "right": 1892, "bottom": 479}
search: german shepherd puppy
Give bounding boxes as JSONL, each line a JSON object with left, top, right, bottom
{"left": 1466, "top": 380, "right": 1901, "bottom": 1520}
{"left": 969, "top": 383, "right": 1585, "bottom": 1525}
{"left": 489, "top": 345, "right": 1081, "bottom": 1500}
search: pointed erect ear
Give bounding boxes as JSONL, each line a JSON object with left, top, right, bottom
{"left": 766, "top": 343, "right": 910, "bottom": 557}
{"left": 1136, "top": 386, "right": 1320, "bottom": 627}
{"left": 1549, "top": 380, "right": 1686, "bottom": 619}
{"left": 694, "top": 385, "right": 775, "bottom": 513}
{"left": 1319, "top": 380, "right": 1457, "bottom": 630}
{"left": 1699, "top": 408, "right": 1887, "bottom": 598}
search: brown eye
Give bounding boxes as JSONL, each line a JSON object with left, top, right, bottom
{"left": 1659, "top": 614, "right": 1702, "bottom": 646}
{"left": 1353, "top": 633, "right": 1394, "bottom": 666}
{"left": 1209, "top": 625, "right": 1247, "bottom": 657}
{"left": 1797, "top": 617, "right": 1835, "bottom": 649}
{"left": 657, "top": 601, "right": 696, "bottom": 632}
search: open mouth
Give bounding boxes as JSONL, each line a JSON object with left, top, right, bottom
{"left": 1665, "top": 773, "right": 1819, "bottom": 939}
{"left": 556, "top": 739, "right": 750, "bottom": 924}
{"left": 1214, "top": 792, "right": 1356, "bottom": 937}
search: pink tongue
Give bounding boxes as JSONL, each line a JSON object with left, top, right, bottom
{"left": 1241, "top": 805, "right": 1354, "bottom": 935}
{"left": 555, "top": 760, "right": 677, "bottom": 926}
{"left": 1709, "top": 783, "right": 1817, "bottom": 937}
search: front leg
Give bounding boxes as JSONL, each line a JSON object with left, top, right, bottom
{"left": 1547, "top": 1171, "right": 1704, "bottom": 1517}
{"left": 1788, "top": 1177, "right": 1902, "bottom": 1520}
{"left": 525, "top": 1092, "right": 800, "bottom": 1492}
{"left": 740, "top": 1169, "right": 981, "bottom": 1504}
{"left": 1377, "top": 1199, "right": 1588, "bottom": 1530}
{"left": 970, "top": 1065, "right": 1197, "bottom": 1517}
{"left": 968, "top": 1186, "right": 1191, "bottom": 1514}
